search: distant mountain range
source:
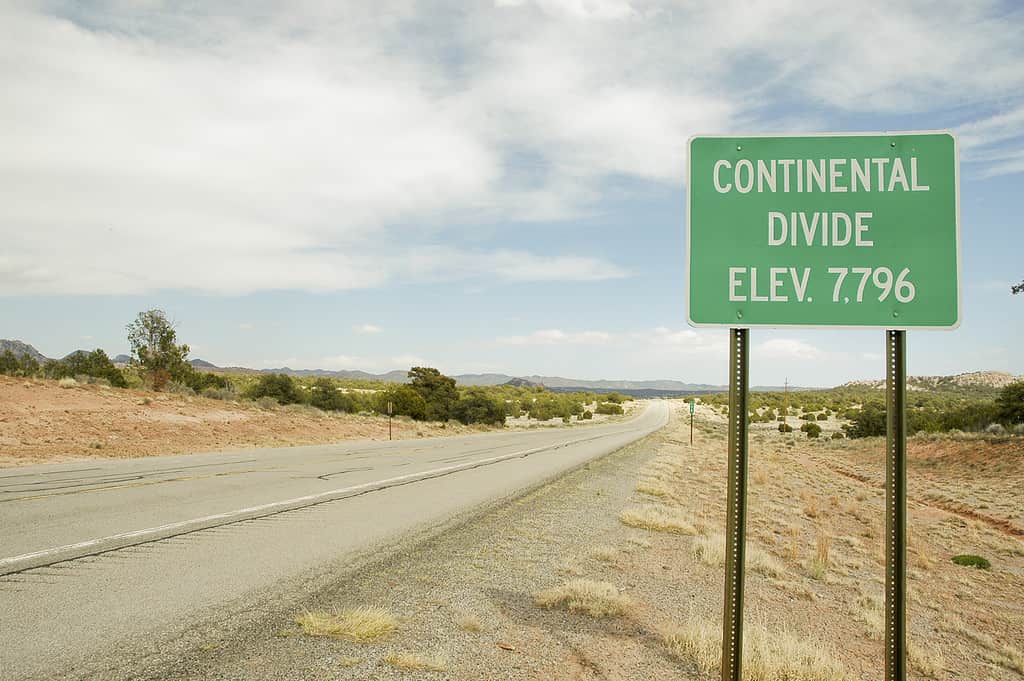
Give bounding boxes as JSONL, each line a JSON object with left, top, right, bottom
{"left": 6, "top": 338, "right": 1019, "bottom": 396}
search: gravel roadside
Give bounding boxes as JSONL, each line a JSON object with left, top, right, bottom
{"left": 111, "top": 403, "right": 680, "bottom": 681}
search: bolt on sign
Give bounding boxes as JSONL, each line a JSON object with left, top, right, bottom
{"left": 686, "top": 132, "right": 960, "bottom": 328}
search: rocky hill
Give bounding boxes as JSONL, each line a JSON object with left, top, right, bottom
{"left": 0, "top": 340, "right": 49, "bottom": 362}
{"left": 842, "top": 371, "right": 1023, "bottom": 392}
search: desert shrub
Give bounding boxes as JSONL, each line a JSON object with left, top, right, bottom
{"left": 165, "top": 381, "right": 195, "bottom": 395}
{"left": 452, "top": 392, "right": 505, "bottom": 426}
{"left": 800, "top": 413, "right": 816, "bottom": 421}
{"left": 951, "top": 554, "right": 991, "bottom": 569}
{"left": 248, "top": 373, "right": 302, "bottom": 405}
{"left": 45, "top": 349, "right": 126, "bottom": 388}
{"left": 831, "top": 431, "right": 845, "bottom": 440}
{"left": 202, "top": 387, "right": 236, "bottom": 401}
{"left": 596, "top": 402, "right": 624, "bottom": 415}
{"left": 309, "top": 378, "right": 355, "bottom": 412}
{"left": 409, "top": 367, "right": 458, "bottom": 422}
{"left": 846, "top": 402, "right": 886, "bottom": 438}
{"left": 581, "top": 409, "right": 593, "bottom": 420}
{"left": 376, "top": 385, "right": 427, "bottom": 420}
{"left": 816, "top": 412, "right": 828, "bottom": 421}
{"left": 177, "top": 366, "right": 231, "bottom": 393}
{"left": 984, "top": 423, "right": 1006, "bottom": 435}
{"left": 801, "top": 422, "right": 822, "bottom": 438}
{"left": 778, "top": 422, "right": 793, "bottom": 433}
{"left": 996, "top": 381, "right": 1024, "bottom": 425}
{"left": 0, "top": 350, "right": 18, "bottom": 375}
{"left": 255, "top": 396, "right": 279, "bottom": 410}
{"left": 0, "top": 350, "right": 40, "bottom": 377}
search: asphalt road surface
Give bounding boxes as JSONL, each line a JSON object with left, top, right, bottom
{"left": 0, "top": 401, "right": 668, "bottom": 679}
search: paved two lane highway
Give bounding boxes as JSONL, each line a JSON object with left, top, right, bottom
{"left": 0, "top": 401, "right": 668, "bottom": 679}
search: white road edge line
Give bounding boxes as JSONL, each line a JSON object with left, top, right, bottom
{"left": 0, "top": 421, "right": 652, "bottom": 571}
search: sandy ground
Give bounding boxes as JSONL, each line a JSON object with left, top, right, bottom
{"left": 0, "top": 376, "right": 489, "bottom": 467}
{"left": 107, "top": 400, "right": 1023, "bottom": 680}
{"left": 0, "top": 377, "right": 633, "bottom": 468}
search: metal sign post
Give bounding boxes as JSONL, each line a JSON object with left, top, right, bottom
{"left": 387, "top": 400, "right": 393, "bottom": 441}
{"left": 685, "top": 132, "right": 958, "bottom": 681}
{"left": 885, "top": 330, "right": 907, "bottom": 681}
{"left": 721, "top": 328, "right": 749, "bottom": 681}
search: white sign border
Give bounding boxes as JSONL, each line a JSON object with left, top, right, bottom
{"left": 684, "top": 130, "right": 961, "bottom": 331}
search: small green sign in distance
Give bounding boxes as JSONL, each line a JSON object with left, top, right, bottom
{"left": 689, "top": 400, "right": 695, "bottom": 414}
{"left": 686, "top": 132, "right": 959, "bottom": 328}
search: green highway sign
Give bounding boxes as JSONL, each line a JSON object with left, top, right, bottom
{"left": 689, "top": 400, "right": 695, "bottom": 414}
{"left": 686, "top": 132, "right": 960, "bottom": 328}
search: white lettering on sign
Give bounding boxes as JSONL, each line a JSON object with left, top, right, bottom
{"left": 728, "top": 267, "right": 811, "bottom": 303}
{"left": 712, "top": 156, "right": 931, "bottom": 194}
{"left": 766, "top": 212, "right": 872, "bottom": 247}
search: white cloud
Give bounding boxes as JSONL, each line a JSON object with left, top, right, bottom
{"left": 496, "top": 0, "right": 637, "bottom": 21}
{"left": 498, "top": 329, "right": 612, "bottom": 345}
{"left": 1, "top": 1, "right": 1022, "bottom": 296}
{"left": 355, "top": 324, "right": 383, "bottom": 334}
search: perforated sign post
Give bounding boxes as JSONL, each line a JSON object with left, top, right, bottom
{"left": 686, "top": 132, "right": 960, "bottom": 681}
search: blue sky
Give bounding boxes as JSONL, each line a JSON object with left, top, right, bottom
{"left": 1, "top": 0, "right": 1022, "bottom": 386}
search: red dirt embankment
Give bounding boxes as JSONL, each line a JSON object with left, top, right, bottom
{"left": 0, "top": 376, "right": 480, "bottom": 468}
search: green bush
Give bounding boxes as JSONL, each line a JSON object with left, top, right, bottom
{"left": 800, "top": 422, "right": 822, "bottom": 438}
{"left": 451, "top": 392, "right": 505, "bottom": 426}
{"left": 951, "top": 554, "right": 991, "bottom": 569}
{"left": 0, "top": 350, "right": 40, "bottom": 377}
{"left": 816, "top": 413, "right": 828, "bottom": 421}
{"left": 309, "top": 377, "right": 355, "bottom": 412}
{"left": 595, "top": 402, "right": 624, "bottom": 415}
{"left": 778, "top": 422, "right": 793, "bottom": 433}
{"left": 44, "top": 349, "right": 126, "bottom": 388}
{"left": 831, "top": 431, "right": 845, "bottom": 440}
{"left": 581, "top": 410, "right": 593, "bottom": 420}
{"left": 409, "top": 367, "right": 458, "bottom": 422}
{"left": 376, "top": 385, "right": 427, "bottom": 420}
{"left": 846, "top": 402, "right": 886, "bottom": 438}
{"left": 247, "top": 373, "right": 302, "bottom": 405}
{"left": 995, "top": 381, "right": 1024, "bottom": 425}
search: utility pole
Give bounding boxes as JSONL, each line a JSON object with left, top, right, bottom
{"left": 783, "top": 377, "right": 789, "bottom": 432}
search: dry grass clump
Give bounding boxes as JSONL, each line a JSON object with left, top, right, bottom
{"left": 693, "top": 533, "right": 726, "bottom": 567}
{"left": 947, "top": 619, "right": 1024, "bottom": 674}
{"left": 662, "top": 617, "right": 718, "bottom": 673}
{"left": 534, "top": 579, "right": 633, "bottom": 618}
{"left": 748, "top": 547, "right": 787, "bottom": 578}
{"left": 744, "top": 627, "right": 845, "bottom": 681}
{"left": 58, "top": 377, "right": 77, "bottom": 388}
{"left": 293, "top": 607, "right": 397, "bottom": 642}
{"left": 636, "top": 479, "right": 672, "bottom": 498}
{"left": 384, "top": 652, "right": 448, "bottom": 672}
{"left": 785, "top": 524, "right": 802, "bottom": 562}
{"left": 454, "top": 612, "right": 483, "bottom": 633}
{"left": 619, "top": 505, "right": 696, "bottom": 534}
{"left": 908, "top": 643, "right": 944, "bottom": 677}
{"left": 662, "top": 616, "right": 845, "bottom": 681}
{"left": 807, "top": 532, "right": 832, "bottom": 580}
{"left": 590, "top": 545, "right": 619, "bottom": 562}
{"left": 855, "top": 593, "right": 884, "bottom": 639}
